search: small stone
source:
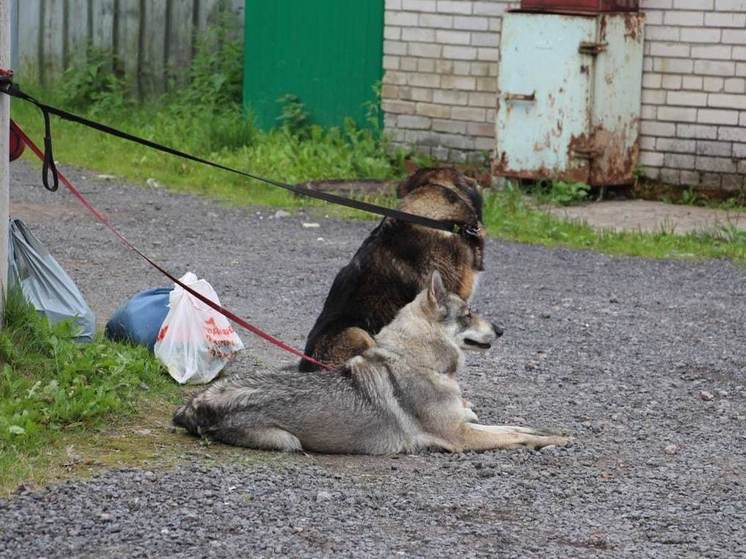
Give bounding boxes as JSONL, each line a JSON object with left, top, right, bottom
{"left": 96, "top": 174, "right": 116, "bottom": 180}
{"left": 316, "top": 490, "right": 332, "bottom": 502}
{"left": 302, "top": 222, "right": 320, "bottom": 228}
{"left": 146, "top": 178, "right": 163, "bottom": 189}
{"left": 664, "top": 444, "right": 679, "bottom": 455}
{"left": 274, "top": 210, "right": 290, "bottom": 218}
{"left": 99, "top": 512, "right": 112, "bottom": 521}
{"left": 539, "top": 313, "right": 551, "bottom": 319}
{"left": 699, "top": 390, "right": 714, "bottom": 401}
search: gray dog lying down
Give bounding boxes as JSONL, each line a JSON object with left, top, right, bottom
{"left": 173, "top": 272, "right": 571, "bottom": 454}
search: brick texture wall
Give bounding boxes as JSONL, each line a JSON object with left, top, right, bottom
{"left": 639, "top": 0, "right": 746, "bottom": 192}
{"left": 382, "top": 0, "right": 746, "bottom": 192}
{"left": 382, "top": 0, "right": 518, "bottom": 163}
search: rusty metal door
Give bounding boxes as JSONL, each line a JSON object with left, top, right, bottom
{"left": 496, "top": 12, "right": 644, "bottom": 186}
{"left": 496, "top": 13, "right": 597, "bottom": 184}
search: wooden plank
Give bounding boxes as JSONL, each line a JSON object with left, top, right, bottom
{"left": 16, "top": 0, "right": 41, "bottom": 82}
{"left": 229, "top": 0, "right": 244, "bottom": 39}
{"left": 41, "top": 0, "right": 65, "bottom": 84}
{"left": 140, "top": 0, "right": 167, "bottom": 95}
{"left": 167, "top": 0, "right": 194, "bottom": 83}
{"left": 91, "top": 0, "right": 114, "bottom": 51}
{"left": 116, "top": 0, "right": 140, "bottom": 93}
{"left": 66, "top": 0, "right": 90, "bottom": 68}
{"left": 196, "top": 0, "right": 221, "bottom": 31}
{"left": 9, "top": 0, "right": 18, "bottom": 69}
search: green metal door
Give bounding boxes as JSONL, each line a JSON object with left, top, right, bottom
{"left": 243, "top": 1, "right": 383, "bottom": 129}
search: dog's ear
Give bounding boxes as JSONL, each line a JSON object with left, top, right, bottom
{"left": 427, "top": 271, "right": 448, "bottom": 313}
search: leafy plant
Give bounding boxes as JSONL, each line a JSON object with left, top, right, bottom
{"left": 532, "top": 180, "right": 590, "bottom": 206}
{"left": 680, "top": 187, "right": 702, "bottom": 206}
{"left": 276, "top": 94, "right": 312, "bottom": 138}
{"left": 58, "top": 47, "right": 129, "bottom": 116}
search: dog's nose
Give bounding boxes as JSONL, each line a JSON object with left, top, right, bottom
{"left": 491, "top": 323, "right": 504, "bottom": 337}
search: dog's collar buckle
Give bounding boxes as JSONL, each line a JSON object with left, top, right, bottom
{"left": 453, "top": 223, "right": 481, "bottom": 238}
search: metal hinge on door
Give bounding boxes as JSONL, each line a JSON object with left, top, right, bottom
{"left": 578, "top": 42, "right": 608, "bottom": 56}
{"left": 572, "top": 145, "right": 602, "bottom": 160}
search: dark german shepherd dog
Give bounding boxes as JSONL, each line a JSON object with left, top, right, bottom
{"left": 300, "top": 167, "right": 490, "bottom": 371}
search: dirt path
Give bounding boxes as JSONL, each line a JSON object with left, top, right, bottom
{"left": 1, "top": 162, "right": 745, "bottom": 558}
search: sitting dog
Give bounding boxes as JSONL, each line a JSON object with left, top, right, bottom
{"left": 300, "top": 167, "right": 488, "bottom": 371}
{"left": 173, "top": 273, "right": 570, "bottom": 454}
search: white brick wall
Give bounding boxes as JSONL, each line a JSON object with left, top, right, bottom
{"left": 382, "top": 0, "right": 746, "bottom": 191}
{"left": 639, "top": 0, "right": 746, "bottom": 191}
{"left": 382, "top": 0, "right": 515, "bottom": 163}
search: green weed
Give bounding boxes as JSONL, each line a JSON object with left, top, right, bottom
{"left": 533, "top": 179, "right": 590, "bottom": 206}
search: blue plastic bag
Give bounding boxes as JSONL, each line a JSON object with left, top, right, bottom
{"left": 8, "top": 219, "right": 96, "bottom": 342}
{"left": 105, "top": 287, "right": 172, "bottom": 351}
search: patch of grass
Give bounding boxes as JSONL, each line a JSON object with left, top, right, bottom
{"left": 484, "top": 186, "right": 746, "bottom": 262}
{"left": 0, "top": 289, "right": 181, "bottom": 494}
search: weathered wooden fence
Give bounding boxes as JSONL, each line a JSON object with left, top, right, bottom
{"left": 10, "top": 0, "right": 244, "bottom": 95}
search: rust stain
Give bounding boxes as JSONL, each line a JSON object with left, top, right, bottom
{"left": 492, "top": 151, "right": 509, "bottom": 175}
{"left": 567, "top": 124, "right": 639, "bottom": 186}
{"left": 623, "top": 13, "right": 643, "bottom": 41}
{"left": 493, "top": 148, "right": 589, "bottom": 185}
{"left": 598, "top": 15, "right": 608, "bottom": 43}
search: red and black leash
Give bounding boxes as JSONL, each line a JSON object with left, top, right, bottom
{"left": 10, "top": 119, "right": 332, "bottom": 371}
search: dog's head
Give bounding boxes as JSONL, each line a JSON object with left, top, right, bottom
{"left": 397, "top": 167, "right": 484, "bottom": 223}
{"left": 422, "top": 272, "right": 502, "bottom": 352}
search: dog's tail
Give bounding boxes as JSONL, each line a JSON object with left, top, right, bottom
{"left": 172, "top": 382, "right": 261, "bottom": 436}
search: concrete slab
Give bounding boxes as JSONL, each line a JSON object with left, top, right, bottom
{"left": 545, "top": 199, "right": 746, "bottom": 234}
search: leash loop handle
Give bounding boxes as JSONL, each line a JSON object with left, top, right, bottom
{"left": 41, "top": 108, "right": 59, "bottom": 192}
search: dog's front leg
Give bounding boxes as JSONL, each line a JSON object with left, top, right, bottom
{"left": 457, "top": 423, "right": 571, "bottom": 451}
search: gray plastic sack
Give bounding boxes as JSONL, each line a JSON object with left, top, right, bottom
{"left": 7, "top": 219, "right": 96, "bottom": 342}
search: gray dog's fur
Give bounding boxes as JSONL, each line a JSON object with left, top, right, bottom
{"left": 173, "top": 273, "right": 570, "bottom": 454}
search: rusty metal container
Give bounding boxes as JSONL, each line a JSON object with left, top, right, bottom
{"left": 520, "top": 0, "right": 639, "bottom": 12}
{"left": 495, "top": 12, "right": 644, "bottom": 187}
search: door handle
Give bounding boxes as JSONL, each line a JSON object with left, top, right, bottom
{"left": 503, "top": 91, "right": 536, "bottom": 102}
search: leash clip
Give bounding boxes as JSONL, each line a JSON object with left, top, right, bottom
{"left": 454, "top": 223, "right": 481, "bottom": 238}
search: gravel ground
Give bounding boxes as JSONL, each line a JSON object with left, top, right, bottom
{"left": 2, "top": 161, "right": 745, "bottom": 558}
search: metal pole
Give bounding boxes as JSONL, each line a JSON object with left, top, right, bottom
{"left": 0, "top": 0, "right": 9, "bottom": 321}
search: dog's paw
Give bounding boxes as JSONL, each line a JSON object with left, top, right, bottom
{"left": 464, "top": 408, "right": 479, "bottom": 423}
{"left": 530, "top": 434, "right": 573, "bottom": 450}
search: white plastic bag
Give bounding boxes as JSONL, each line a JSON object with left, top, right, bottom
{"left": 154, "top": 272, "right": 244, "bottom": 384}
